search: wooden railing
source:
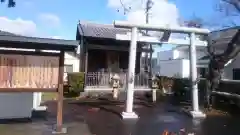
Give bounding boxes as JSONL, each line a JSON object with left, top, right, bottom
{"left": 85, "top": 72, "right": 150, "bottom": 90}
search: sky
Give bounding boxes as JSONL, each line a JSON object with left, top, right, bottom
{"left": 0, "top": 0, "right": 219, "bottom": 55}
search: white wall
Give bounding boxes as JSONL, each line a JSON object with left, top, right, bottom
{"left": 174, "top": 47, "right": 207, "bottom": 60}
{"left": 157, "top": 50, "right": 181, "bottom": 61}
{"left": 0, "top": 93, "right": 33, "bottom": 119}
{"left": 156, "top": 47, "right": 240, "bottom": 80}
{"left": 158, "top": 59, "right": 189, "bottom": 78}
{"left": 64, "top": 52, "right": 80, "bottom": 71}
{"left": 182, "top": 60, "right": 190, "bottom": 78}
{"left": 64, "top": 52, "right": 80, "bottom": 81}
{"left": 156, "top": 44, "right": 240, "bottom": 80}
{"left": 222, "top": 54, "right": 240, "bottom": 80}
{"left": 155, "top": 46, "right": 209, "bottom": 78}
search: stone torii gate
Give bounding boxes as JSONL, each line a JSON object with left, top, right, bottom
{"left": 113, "top": 21, "right": 210, "bottom": 119}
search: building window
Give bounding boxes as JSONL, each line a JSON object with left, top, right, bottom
{"left": 64, "top": 64, "right": 73, "bottom": 73}
{"left": 233, "top": 68, "right": 240, "bottom": 80}
{"left": 198, "top": 67, "right": 207, "bottom": 78}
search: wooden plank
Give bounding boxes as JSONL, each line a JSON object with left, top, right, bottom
{"left": 0, "top": 88, "right": 57, "bottom": 92}
{"left": 212, "top": 91, "right": 240, "bottom": 99}
{"left": 88, "top": 44, "right": 152, "bottom": 52}
{"left": 56, "top": 50, "right": 64, "bottom": 132}
{"left": 0, "top": 49, "right": 60, "bottom": 56}
{"left": 199, "top": 78, "right": 240, "bottom": 83}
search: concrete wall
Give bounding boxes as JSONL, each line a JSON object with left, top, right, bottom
{"left": 0, "top": 93, "right": 33, "bottom": 119}
{"left": 158, "top": 59, "right": 189, "bottom": 78}
{"left": 155, "top": 47, "right": 205, "bottom": 78}
{"left": 157, "top": 50, "right": 182, "bottom": 61}
{"left": 158, "top": 57, "right": 240, "bottom": 80}
{"left": 222, "top": 54, "right": 240, "bottom": 80}
{"left": 64, "top": 52, "right": 80, "bottom": 81}
{"left": 156, "top": 49, "right": 205, "bottom": 62}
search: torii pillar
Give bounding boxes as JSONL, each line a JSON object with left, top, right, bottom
{"left": 114, "top": 21, "right": 208, "bottom": 119}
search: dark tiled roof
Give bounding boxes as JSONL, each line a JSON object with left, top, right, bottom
{"left": 0, "top": 30, "right": 16, "bottom": 36}
{"left": 199, "top": 55, "right": 210, "bottom": 60}
{"left": 0, "top": 30, "right": 78, "bottom": 51}
{"left": 77, "top": 21, "right": 130, "bottom": 39}
{"left": 209, "top": 26, "right": 240, "bottom": 50}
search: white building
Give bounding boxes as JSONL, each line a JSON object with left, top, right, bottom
{"left": 155, "top": 45, "right": 207, "bottom": 78}
{"left": 155, "top": 44, "right": 240, "bottom": 80}
{"left": 63, "top": 52, "right": 80, "bottom": 81}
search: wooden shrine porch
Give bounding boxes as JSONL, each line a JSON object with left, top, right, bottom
{"left": 76, "top": 21, "right": 152, "bottom": 91}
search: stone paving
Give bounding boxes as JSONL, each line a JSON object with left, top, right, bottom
{"left": 0, "top": 95, "right": 240, "bottom": 135}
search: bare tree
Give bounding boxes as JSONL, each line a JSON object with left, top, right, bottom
{"left": 216, "top": 0, "right": 240, "bottom": 27}
{"left": 183, "top": 15, "right": 240, "bottom": 109}
{"left": 197, "top": 0, "right": 240, "bottom": 108}
{"left": 1, "top": 0, "right": 15, "bottom": 7}
{"left": 186, "top": 0, "right": 239, "bottom": 28}
{"left": 205, "top": 29, "right": 240, "bottom": 108}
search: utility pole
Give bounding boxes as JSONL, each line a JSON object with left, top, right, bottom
{"left": 144, "top": 0, "right": 153, "bottom": 81}
{"left": 118, "top": 0, "right": 154, "bottom": 81}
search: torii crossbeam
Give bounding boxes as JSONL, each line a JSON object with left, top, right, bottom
{"left": 114, "top": 20, "right": 210, "bottom": 119}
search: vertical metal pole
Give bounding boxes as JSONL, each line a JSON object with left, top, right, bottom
{"left": 189, "top": 32, "right": 199, "bottom": 112}
{"left": 56, "top": 50, "right": 64, "bottom": 132}
{"left": 125, "top": 27, "right": 138, "bottom": 113}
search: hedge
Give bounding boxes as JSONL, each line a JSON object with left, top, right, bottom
{"left": 156, "top": 76, "right": 206, "bottom": 104}
{"left": 65, "top": 72, "right": 85, "bottom": 97}
{"left": 156, "top": 76, "right": 240, "bottom": 104}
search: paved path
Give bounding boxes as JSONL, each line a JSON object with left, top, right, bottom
{"left": 0, "top": 95, "right": 240, "bottom": 135}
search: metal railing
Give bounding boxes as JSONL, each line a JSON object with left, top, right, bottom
{"left": 85, "top": 72, "right": 150, "bottom": 89}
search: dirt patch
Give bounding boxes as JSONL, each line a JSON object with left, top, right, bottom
{"left": 204, "top": 108, "right": 230, "bottom": 117}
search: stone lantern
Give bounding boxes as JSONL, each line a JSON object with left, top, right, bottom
{"left": 151, "top": 76, "right": 158, "bottom": 102}
{"left": 111, "top": 74, "right": 120, "bottom": 99}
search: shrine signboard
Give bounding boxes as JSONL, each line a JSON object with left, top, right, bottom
{"left": 0, "top": 54, "right": 59, "bottom": 90}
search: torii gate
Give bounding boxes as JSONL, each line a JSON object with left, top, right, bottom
{"left": 114, "top": 21, "right": 210, "bottom": 119}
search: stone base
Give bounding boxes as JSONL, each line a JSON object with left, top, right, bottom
{"left": 189, "top": 111, "right": 206, "bottom": 119}
{"left": 52, "top": 127, "right": 67, "bottom": 134}
{"left": 121, "top": 112, "right": 139, "bottom": 119}
{"left": 33, "top": 106, "right": 47, "bottom": 111}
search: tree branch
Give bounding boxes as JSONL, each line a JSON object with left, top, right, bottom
{"left": 222, "top": 31, "right": 240, "bottom": 59}
{"left": 1, "top": 0, "right": 15, "bottom": 7}
{"left": 221, "top": 0, "right": 240, "bottom": 13}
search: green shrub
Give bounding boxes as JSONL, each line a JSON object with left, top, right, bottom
{"left": 156, "top": 76, "right": 207, "bottom": 103}
{"left": 63, "top": 84, "right": 78, "bottom": 98}
{"left": 67, "top": 72, "right": 85, "bottom": 94}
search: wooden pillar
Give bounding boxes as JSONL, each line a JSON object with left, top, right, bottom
{"left": 84, "top": 48, "right": 88, "bottom": 86}
{"left": 106, "top": 52, "right": 111, "bottom": 82}
{"left": 56, "top": 50, "right": 64, "bottom": 132}
{"left": 149, "top": 45, "right": 153, "bottom": 88}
